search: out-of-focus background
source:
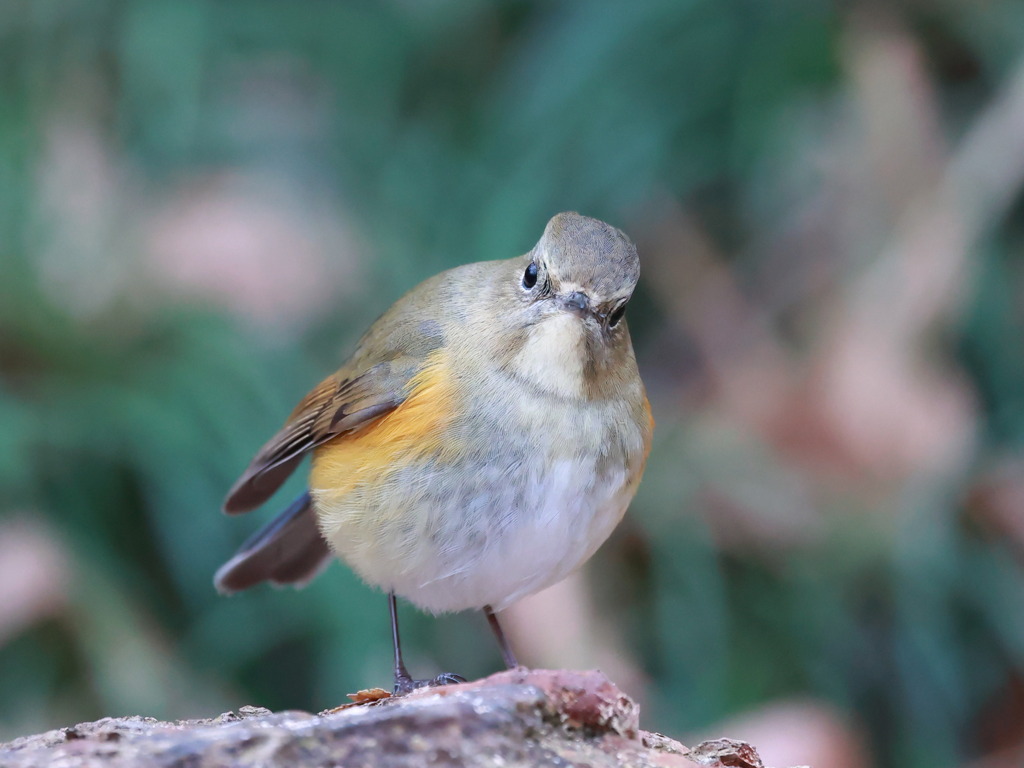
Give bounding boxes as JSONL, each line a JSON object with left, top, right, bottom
{"left": 2, "top": 1, "right": 1024, "bottom": 766}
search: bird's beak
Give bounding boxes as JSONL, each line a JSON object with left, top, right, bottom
{"left": 560, "top": 291, "right": 591, "bottom": 317}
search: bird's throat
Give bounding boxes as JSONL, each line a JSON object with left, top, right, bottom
{"left": 512, "top": 313, "right": 590, "bottom": 399}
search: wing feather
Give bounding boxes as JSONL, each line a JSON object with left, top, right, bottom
{"left": 223, "top": 273, "right": 449, "bottom": 514}
{"left": 223, "top": 364, "right": 412, "bottom": 513}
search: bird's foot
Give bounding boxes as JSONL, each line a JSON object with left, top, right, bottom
{"left": 392, "top": 671, "right": 466, "bottom": 696}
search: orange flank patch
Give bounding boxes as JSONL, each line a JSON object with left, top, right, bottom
{"left": 630, "top": 393, "right": 655, "bottom": 487}
{"left": 309, "top": 350, "right": 459, "bottom": 499}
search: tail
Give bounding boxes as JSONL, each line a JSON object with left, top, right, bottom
{"left": 214, "top": 492, "right": 332, "bottom": 594}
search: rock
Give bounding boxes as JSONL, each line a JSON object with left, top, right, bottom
{"left": 0, "top": 669, "right": 765, "bottom": 768}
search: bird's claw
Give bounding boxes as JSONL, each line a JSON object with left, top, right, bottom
{"left": 392, "top": 671, "right": 466, "bottom": 695}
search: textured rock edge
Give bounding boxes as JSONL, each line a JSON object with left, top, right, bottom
{"left": 0, "top": 669, "right": 767, "bottom": 768}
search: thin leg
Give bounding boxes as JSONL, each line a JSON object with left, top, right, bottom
{"left": 388, "top": 592, "right": 466, "bottom": 695}
{"left": 389, "top": 592, "right": 412, "bottom": 689}
{"left": 484, "top": 605, "right": 519, "bottom": 669}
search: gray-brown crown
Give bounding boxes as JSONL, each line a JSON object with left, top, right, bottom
{"left": 535, "top": 212, "right": 639, "bottom": 304}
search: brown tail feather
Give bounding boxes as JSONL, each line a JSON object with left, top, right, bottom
{"left": 214, "top": 492, "right": 332, "bottom": 594}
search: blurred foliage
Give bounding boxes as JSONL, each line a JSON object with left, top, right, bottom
{"left": 2, "top": 2, "right": 1024, "bottom": 767}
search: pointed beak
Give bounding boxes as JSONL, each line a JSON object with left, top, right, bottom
{"left": 560, "top": 291, "right": 590, "bottom": 317}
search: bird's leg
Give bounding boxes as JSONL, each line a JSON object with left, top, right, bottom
{"left": 389, "top": 591, "right": 414, "bottom": 689}
{"left": 389, "top": 592, "right": 465, "bottom": 695}
{"left": 484, "top": 604, "right": 519, "bottom": 669}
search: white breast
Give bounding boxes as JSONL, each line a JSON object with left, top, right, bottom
{"left": 387, "top": 455, "right": 633, "bottom": 614}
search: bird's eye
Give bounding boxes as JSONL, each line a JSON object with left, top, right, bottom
{"left": 608, "top": 304, "right": 626, "bottom": 328}
{"left": 522, "top": 262, "right": 539, "bottom": 290}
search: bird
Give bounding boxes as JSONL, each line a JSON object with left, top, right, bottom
{"left": 214, "top": 211, "right": 653, "bottom": 694}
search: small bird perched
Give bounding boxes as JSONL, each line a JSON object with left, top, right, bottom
{"left": 216, "top": 211, "right": 653, "bottom": 693}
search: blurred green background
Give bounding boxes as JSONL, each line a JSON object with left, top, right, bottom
{"left": 3, "top": 1, "right": 1024, "bottom": 766}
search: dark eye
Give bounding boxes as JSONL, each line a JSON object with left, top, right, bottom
{"left": 522, "top": 262, "right": 538, "bottom": 289}
{"left": 608, "top": 304, "right": 626, "bottom": 328}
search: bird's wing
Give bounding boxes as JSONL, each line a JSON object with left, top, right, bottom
{"left": 223, "top": 353, "right": 429, "bottom": 514}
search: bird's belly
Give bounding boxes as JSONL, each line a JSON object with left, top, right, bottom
{"left": 311, "top": 452, "right": 635, "bottom": 614}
